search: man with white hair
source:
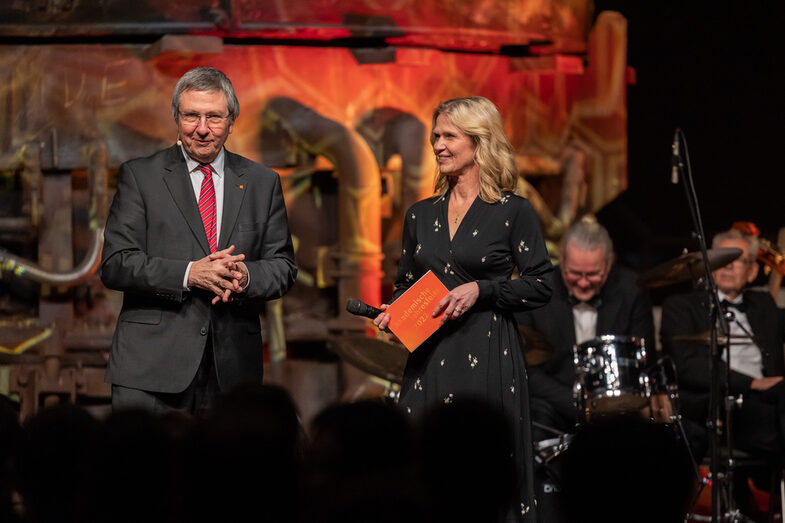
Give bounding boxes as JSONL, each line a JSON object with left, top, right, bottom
{"left": 661, "top": 228, "right": 785, "bottom": 456}
{"left": 517, "top": 218, "right": 655, "bottom": 438}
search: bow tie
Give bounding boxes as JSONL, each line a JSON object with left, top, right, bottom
{"left": 568, "top": 294, "right": 602, "bottom": 309}
{"left": 721, "top": 299, "right": 746, "bottom": 313}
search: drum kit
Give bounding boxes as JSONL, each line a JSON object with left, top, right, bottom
{"left": 532, "top": 246, "right": 761, "bottom": 523}
{"left": 328, "top": 246, "right": 752, "bottom": 521}
{"left": 525, "top": 247, "right": 746, "bottom": 432}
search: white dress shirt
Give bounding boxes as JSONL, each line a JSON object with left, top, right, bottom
{"left": 573, "top": 302, "right": 598, "bottom": 345}
{"left": 718, "top": 290, "right": 764, "bottom": 379}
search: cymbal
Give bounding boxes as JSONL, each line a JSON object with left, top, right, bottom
{"left": 518, "top": 325, "right": 555, "bottom": 366}
{"left": 327, "top": 334, "right": 409, "bottom": 384}
{"left": 638, "top": 247, "right": 743, "bottom": 288}
{"left": 669, "top": 331, "right": 757, "bottom": 345}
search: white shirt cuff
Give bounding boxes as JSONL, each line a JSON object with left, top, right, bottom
{"left": 183, "top": 261, "right": 194, "bottom": 290}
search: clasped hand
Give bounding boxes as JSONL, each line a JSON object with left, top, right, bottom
{"left": 187, "top": 245, "right": 248, "bottom": 304}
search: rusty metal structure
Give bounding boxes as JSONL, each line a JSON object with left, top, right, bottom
{"left": 0, "top": 0, "right": 628, "bottom": 421}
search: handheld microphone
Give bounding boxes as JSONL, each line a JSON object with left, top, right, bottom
{"left": 346, "top": 299, "right": 383, "bottom": 319}
{"left": 671, "top": 129, "right": 681, "bottom": 184}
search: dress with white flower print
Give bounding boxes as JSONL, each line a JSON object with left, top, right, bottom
{"left": 392, "top": 190, "right": 553, "bottom": 522}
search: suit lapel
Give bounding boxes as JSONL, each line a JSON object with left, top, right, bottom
{"left": 161, "top": 146, "right": 211, "bottom": 255}
{"left": 553, "top": 273, "right": 577, "bottom": 350}
{"left": 743, "top": 292, "right": 774, "bottom": 367}
{"left": 560, "top": 299, "right": 577, "bottom": 350}
{"left": 219, "top": 151, "right": 246, "bottom": 251}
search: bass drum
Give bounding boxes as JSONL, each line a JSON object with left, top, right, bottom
{"left": 573, "top": 335, "right": 650, "bottom": 423}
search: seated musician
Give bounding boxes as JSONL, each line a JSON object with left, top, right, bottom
{"left": 661, "top": 228, "right": 785, "bottom": 457}
{"left": 517, "top": 217, "right": 655, "bottom": 440}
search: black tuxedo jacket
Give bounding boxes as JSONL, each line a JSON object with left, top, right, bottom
{"left": 516, "top": 266, "right": 655, "bottom": 406}
{"left": 101, "top": 145, "right": 297, "bottom": 394}
{"left": 660, "top": 290, "right": 785, "bottom": 396}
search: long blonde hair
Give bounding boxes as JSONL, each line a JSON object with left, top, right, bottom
{"left": 431, "top": 97, "right": 518, "bottom": 203}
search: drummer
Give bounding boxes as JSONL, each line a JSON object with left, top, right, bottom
{"left": 517, "top": 217, "right": 655, "bottom": 440}
{"left": 661, "top": 228, "right": 785, "bottom": 457}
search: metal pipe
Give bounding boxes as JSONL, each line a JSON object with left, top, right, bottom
{"left": 0, "top": 227, "right": 103, "bottom": 286}
{"left": 0, "top": 217, "right": 33, "bottom": 233}
{"left": 0, "top": 141, "right": 107, "bottom": 287}
{"left": 261, "top": 97, "right": 383, "bottom": 323}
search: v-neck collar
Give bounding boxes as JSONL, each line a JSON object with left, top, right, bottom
{"left": 443, "top": 190, "right": 480, "bottom": 242}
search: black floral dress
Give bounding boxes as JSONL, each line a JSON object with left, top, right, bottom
{"left": 393, "top": 190, "right": 553, "bottom": 522}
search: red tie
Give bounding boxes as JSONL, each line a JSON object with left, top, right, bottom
{"left": 197, "top": 164, "right": 217, "bottom": 253}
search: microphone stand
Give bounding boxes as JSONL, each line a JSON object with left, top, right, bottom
{"left": 673, "top": 129, "right": 734, "bottom": 522}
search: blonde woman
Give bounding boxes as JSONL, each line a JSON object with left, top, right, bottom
{"left": 375, "top": 97, "right": 553, "bottom": 521}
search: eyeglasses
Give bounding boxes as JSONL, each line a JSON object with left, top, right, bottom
{"left": 563, "top": 268, "right": 606, "bottom": 282}
{"left": 179, "top": 112, "right": 230, "bottom": 128}
{"left": 727, "top": 257, "right": 756, "bottom": 267}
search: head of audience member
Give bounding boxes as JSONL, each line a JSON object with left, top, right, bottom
{"left": 183, "top": 383, "right": 302, "bottom": 523}
{"left": 560, "top": 217, "right": 614, "bottom": 302}
{"left": 431, "top": 96, "right": 518, "bottom": 203}
{"left": 419, "top": 397, "right": 516, "bottom": 523}
{"left": 19, "top": 404, "right": 102, "bottom": 523}
{"left": 561, "top": 418, "right": 695, "bottom": 523}
{"left": 171, "top": 66, "right": 238, "bottom": 164}
{"left": 302, "top": 400, "right": 424, "bottom": 523}
{"left": 712, "top": 229, "right": 759, "bottom": 301}
{"left": 0, "top": 397, "right": 21, "bottom": 523}
{"left": 96, "top": 408, "right": 178, "bottom": 523}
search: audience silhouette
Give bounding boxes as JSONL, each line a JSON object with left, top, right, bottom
{"left": 3, "top": 386, "right": 700, "bottom": 523}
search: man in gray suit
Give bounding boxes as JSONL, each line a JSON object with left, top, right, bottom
{"left": 101, "top": 67, "right": 297, "bottom": 414}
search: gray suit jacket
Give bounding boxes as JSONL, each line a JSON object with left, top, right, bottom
{"left": 101, "top": 145, "right": 297, "bottom": 393}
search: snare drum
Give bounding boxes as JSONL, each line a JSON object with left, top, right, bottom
{"left": 573, "top": 335, "right": 649, "bottom": 422}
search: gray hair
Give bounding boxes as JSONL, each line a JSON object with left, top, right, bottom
{"left": 712, "top": 228, "right": 759, "bottom": 259}
{"left": 560, "top": 216, "right": 614, "bottom": 262}
{"left": 171, "top": 67, "right": 239, "bottom": 123}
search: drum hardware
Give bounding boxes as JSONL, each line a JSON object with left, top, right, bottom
{"left": 645, "top": 380, "right": 680, "bottom": 424}
{"left": 327, "top": 334, "right": 408, "bottom": 385}
{"left": 534, "top": 434, "right": 572, "bottom": 464}
{"left": 668, "top": 128, "right": 746, "bottom": 522}
{"left": 667, "top": 324, "right": 768, "bottom": 521}
{"left": 670, "top": 331, "right": 757, "bottom": 346}
{"left": 532, "top": 420, "right": 566, "bottom": 438}
{"left": 327, "top": 334, "right": 408, "bottom": 402}
{"left": 518, "top": 324, "right": 555, "bottom": 366}
{"left": 534, "top": 433, "right": 572, "bottom": 523}
{"left": 638, "top": 247, "right": 743, "bottom": 288}
{"left": 346, "top": 375, "right": 401, "bottom": 404}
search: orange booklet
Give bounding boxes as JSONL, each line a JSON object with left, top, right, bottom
{"left": 386, "top": 270, "right": 450, "bottom": 352}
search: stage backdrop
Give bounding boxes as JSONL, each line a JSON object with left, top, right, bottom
{"left": 0, "top": 2, "right": 628, "bottom": 341}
